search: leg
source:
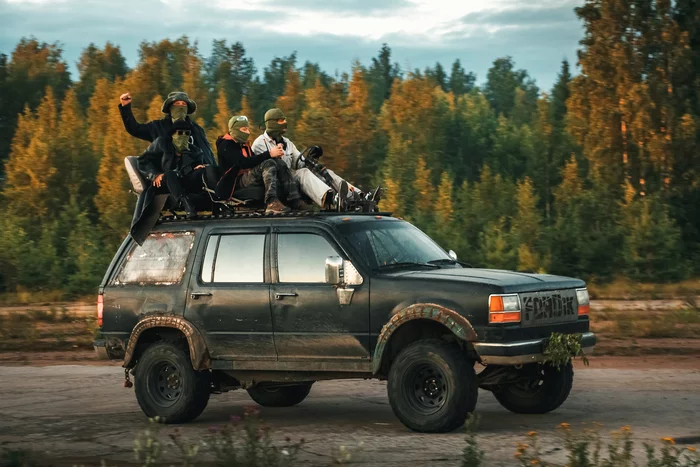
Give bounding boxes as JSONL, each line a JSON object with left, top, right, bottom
{"left": 325, "top": 169, "right": 357, "bottom": 199}
{"left": 163, "top": 170, "right": 197, "bottom": 218}
{"left": 238, "top": 161, "right": 289, "bottom": 213}
{"left": 293, "top": 168, "right": 333, "bottom": 208}
{"left": 274, "top": 159, "right": 301, "bottom": 202}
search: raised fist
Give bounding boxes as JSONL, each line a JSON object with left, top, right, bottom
{"left": 120, "top": 93, "right": 132, "bottom": 106}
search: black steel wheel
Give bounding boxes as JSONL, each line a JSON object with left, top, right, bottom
{"left": 387, "top": 339, "right": 478, "bottom": 433}
{"left": 134, "top": 340, "right": 210, "bottom": 423}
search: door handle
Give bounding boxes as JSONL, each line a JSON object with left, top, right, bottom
{"left": 190, "top": 292, "right": 212, "bottom": 299}
{"left": 275, "top": 292, "right": 298, "bottom": 300}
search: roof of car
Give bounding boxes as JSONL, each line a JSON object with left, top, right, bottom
{"left": 156, "top": 211, "right": 400, "bottom": 226}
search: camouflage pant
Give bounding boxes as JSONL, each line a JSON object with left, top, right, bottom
{"left": 237, "top": 158, "right": 300, "bottom": 204}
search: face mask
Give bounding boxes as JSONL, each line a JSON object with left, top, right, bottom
{"left": 172, "top": 134, "right": 189, "bottom": 152}
{"left": 232, "top": 128, "right": 250, "bottom": 144}
{"left": 171, "top": 106, "right": 187, "bottom": 122}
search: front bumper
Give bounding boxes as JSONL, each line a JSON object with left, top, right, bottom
{"left": 473, "top": 332, "right": 596, "bottom": 365}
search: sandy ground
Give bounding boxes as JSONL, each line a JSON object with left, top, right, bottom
{"left": 0, "top": 359, "right": 698, "bottom": 466}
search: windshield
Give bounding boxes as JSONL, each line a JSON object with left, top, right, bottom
{"left": 337, "top": 220, "right": 454, "bottom": 271}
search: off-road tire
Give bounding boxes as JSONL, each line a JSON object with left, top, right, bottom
{"left": 493, "top": 360, "right": 573, "bottom": 414}
{"left": 387, "top": 339, "right": 478, "bottom": 433}
{"left": 134, "top": 340, "right": 210, "bottom": 423}
{"left": 247, "top": 382, "right": 313, "bottom": 407}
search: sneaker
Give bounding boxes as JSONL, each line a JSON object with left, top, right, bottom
{"left": 182, "top": 196, "right": 198, "bottom": 218}
{"left": 265, "top": 199, "right": 291, "bottom": 214}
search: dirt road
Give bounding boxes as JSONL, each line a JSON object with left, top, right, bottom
{"left": 0, "top": 360, "right": 698, "bottom": 466}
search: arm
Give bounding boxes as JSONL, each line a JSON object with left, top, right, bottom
{"left": 193, "top": 124, "right": 216, "bottom": 166}
{"left": 217, "top": 139, "right": 270, "bottom": 172}
{"left": 118, "top": 103, "right": 158, "bottom": 142}
{"left": 136, "top": 139, "right": 164, "bottom": 181}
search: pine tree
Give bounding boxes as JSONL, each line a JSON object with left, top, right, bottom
{"left": 480, "top": 217, "right": 516, "bottom": 270}
{"left": 207, "top": 87, "right": 231, "bottom": 143}
{"left": 511, "top": 177, "right": 546, "bottom": 272}
{"left": 274, "top": 68, "right": 304, "bottom": 139}
{"left": 338, "top": 65, "right": 377, "bottom": 187}
{"left": 55, "top": 88, "right": 97, "bottom": 214}
{"left": 296, "top": 79, "right": 342, "bottom": 171}
{"left": 87, "top": 78, "right": 113, "bottom": 156}
{"left": 146, "top": 94, "right": 164, "bottom": 122}
{"left": 448, "top": 59, "right": 476, "bottom": 96}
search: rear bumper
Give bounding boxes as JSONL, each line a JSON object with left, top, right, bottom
{"left": 473, "top": 332, "right": 596, "bottom": 365}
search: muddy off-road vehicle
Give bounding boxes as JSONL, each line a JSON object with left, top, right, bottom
{"left": 94, "top": 212, "right": 595, "bottom": 433}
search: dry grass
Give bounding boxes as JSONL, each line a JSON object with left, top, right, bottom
{"left": 588, "top": 278, "right": 700, "bottom": 301}
{"left": 0, "top": 309, "right": 98, "bottom": 352}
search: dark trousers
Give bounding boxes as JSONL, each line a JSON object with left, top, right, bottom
{"left": 154, "top": 168, "right": 209, "bottom": 200}
{"left": 219, "top": 159, "right": 301, "bottom": 204}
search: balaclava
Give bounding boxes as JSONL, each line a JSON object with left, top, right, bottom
{"left": 170, "top": 103, "right": 188, "bottom": 122}
{"left": 171, "top": 121, "right": 192, "bottom": 153}
{"left": 228, "top": 115, "right": 251, "bottom": 144}
{"left": 264, "top": 108, "right": 287, "bottom": 142}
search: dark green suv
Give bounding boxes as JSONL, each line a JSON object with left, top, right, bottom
{"left": 95, "top": 212, "right": 595, "bottom": 433}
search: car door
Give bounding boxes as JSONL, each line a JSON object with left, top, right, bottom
{"left": 184, "top": 226, "right": 276, "bottom": 361}
{"left": 270, "top": 226, "right": 370, "bottom": 364}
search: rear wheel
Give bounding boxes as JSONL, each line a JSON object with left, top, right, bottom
{"left": 134, "top": 341, "right": 210, "bottom": 423}
{"left": 387, "top": 339, "right": 478, "bottom": 433}
{"left": 493, "top": 360, "right": 573, "bottom": 414}
{"left": 247, "top": 382, "right": 313, "bottom": 407}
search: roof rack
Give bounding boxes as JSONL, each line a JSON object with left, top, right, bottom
{"left": 157, "top": 210, "right": 395, "bottom": 223}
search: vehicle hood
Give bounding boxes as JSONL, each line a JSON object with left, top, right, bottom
{"left": 387, "top": 267, "right": 585, "bottom": 293}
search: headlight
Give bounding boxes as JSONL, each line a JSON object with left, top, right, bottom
{"left": 576, "top": 288, "right": 590, "bottom": 316}
{"left": 488, "top": 294, "right": 521, "bottom": 324}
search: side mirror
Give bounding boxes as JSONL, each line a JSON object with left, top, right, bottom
{"left": 325, "top": 256, "right": 343, "bottom": 285}
{"left": 448, "top": 250, "right": 458, "bottom": 261}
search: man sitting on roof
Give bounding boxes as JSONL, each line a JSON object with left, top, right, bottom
{"left": 118, "top": 91, "right": 216, "bottom": 167}
{"left": 251, "top": 108, "right": 358, "bottom": 210}
{"left": 216, "top": 115, "right": 308, "bottom": 214}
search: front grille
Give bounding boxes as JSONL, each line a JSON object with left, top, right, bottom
{"left": 520, "top": 289, "right": 578, "bottom": 328}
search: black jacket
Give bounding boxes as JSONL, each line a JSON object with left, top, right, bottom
{"left": 216, "top": 136, "right": 272, "bottom": 177}
{"left": 119, "top": 103, "right": 216, "bottom": 166}
{"left": 137, "top": 137, "right": 207, "bottom": 181}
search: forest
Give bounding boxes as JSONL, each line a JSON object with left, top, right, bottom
{"left": 0, "top": 0, "right": 698, "bottom": 296}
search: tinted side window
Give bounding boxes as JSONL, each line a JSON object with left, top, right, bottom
{"left": 278, "top": 233, "right": 338, "bottom": 283}
{"left": 115, "top": 232, "right": 195, "bottom": 285}
{"left": 210, "top": 234, "right": 265, "bottom": 283}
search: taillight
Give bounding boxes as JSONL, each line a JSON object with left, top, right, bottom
{"left": 488, "top": 294, "right": 521, "bottom": 324}
{"left": 576, "top": 288, "right": 590, "bottom": 316}
{"left": 97, "top": 294, "right": 104, "bottom": 327}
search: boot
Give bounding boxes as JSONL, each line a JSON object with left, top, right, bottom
{"left": 290, "top": 198, "right": 314, "bottom": 212}
{"left": 337, "top": 181, "right": 349, "bottom": 212}
{"left": 182, "top": 196, "right": 198, "bottom": 218}
{"left": 266, "top": 198, "right": 291, "bottom": 214}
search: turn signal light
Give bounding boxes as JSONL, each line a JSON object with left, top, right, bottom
{"left": 97, "top": 294, "right": 104, "bottom": 327}
{"left": 576, "top": 288, "right": 590, "bottom": 316}
{"left": 488, "top": 294, "right": 521, "bottom": 324}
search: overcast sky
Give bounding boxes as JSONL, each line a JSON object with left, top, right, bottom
{"left": 1, "top": 0, "right": 584, "bottom": 91}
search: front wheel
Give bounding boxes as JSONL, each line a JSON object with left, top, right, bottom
{"left": 493, "top": 360, "right": 573, "bottom": 414}
{"left": 387, "top": 339, "right": 478, "bottom": 433}
{"left": 247, "top": 382, "right": 313, "bottom": 407}
{"left": 134, "top": 341, "right": 211, "bottom": 423}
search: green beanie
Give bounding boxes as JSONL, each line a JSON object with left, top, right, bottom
{"left": 264, "top": 108, "right": 287, "bottom": 140}
{"left": 228, "top": 115, "right": 251, "bottom": 144}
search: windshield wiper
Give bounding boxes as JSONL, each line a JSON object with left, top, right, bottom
{"left": 428, "top": 258, "right": 473, "bottom": 268}
{"left": 377, "top": 262, "right": 441, "bottom": 271}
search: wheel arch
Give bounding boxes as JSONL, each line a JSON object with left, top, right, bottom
{"left": 371, "top": 303, "right": 478, "bottom": 376}
{"left": 123, "top": 314, "right": 211, "bottom": 370}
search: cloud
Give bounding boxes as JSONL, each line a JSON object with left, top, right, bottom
{"left": 0, "top": 0, "right": 583, "bottom": 90}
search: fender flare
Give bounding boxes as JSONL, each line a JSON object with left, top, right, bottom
{"left": 122, "top": 314, "right": 211, "bottom": 371}
{"left": 371, "top": 303, "right": 478, "bottom": 374}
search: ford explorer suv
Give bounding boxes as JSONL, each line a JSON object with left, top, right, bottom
{"left": 94, "top": 212, "right": 595, "bottom": 433}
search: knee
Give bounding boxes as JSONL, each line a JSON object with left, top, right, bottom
{"left": 261, "top": 159, "right": 278, "bottom": 170}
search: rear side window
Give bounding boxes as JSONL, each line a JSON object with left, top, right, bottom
{"left": 114, "top": 232, "right": 195, "bottom": 285}
{"left": 201, "top": 234, "right": 265, "bottom": 283}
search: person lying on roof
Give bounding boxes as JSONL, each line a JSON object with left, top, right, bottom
{"left": 216, "top": 116, "right": 311, "bottom": 214}
{"left": 118, "top": 91, "right": 216, "bottom": 166}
